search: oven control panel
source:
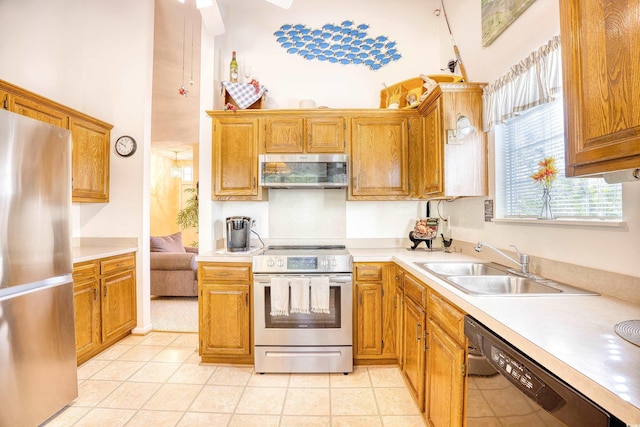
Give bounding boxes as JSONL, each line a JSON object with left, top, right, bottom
{"left": 254, "top": 255, "right": 352, "bottom": 273}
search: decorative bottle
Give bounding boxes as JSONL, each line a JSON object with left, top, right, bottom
{"left": 229, "top": 51, "right": 239, "bottom": 83}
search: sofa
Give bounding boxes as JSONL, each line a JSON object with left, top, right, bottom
{"left": 150, "top": 232, "right": 198, "bottom": 297}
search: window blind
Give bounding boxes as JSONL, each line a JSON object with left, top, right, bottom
{"left": 498, "top": 98, "right": 622, "bottom": 219}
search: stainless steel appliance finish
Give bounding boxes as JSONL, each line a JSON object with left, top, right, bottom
{"left": 253, "top": 245, "right": 353, "bottom": 373}
{"left": 253, "top": 245, "right": 352, "bottom": 274}
{"left": 226, "top": 216, "right": 252, "bottom": 252}
{"left": 416, "top": 261, "right": 599, "bottom": 296}
{"left": 0, "top": 109, "right": 77, "bottom": 426}
{"left": 258, "top": 154, "right": 349, "bottom": 188}
{"left": 465, "top": 316, "right": 625, "bottom": 426}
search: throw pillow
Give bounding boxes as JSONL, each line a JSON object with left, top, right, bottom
{"left": 150, "top": 232, "right": 186, "bottom": 253}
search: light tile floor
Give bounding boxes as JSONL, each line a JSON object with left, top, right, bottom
{"left": 44, "top": 332, "right": 426, "bottom": 426}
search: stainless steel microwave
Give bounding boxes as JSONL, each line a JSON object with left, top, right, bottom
{"left": 259, "top": 154, "right": 349, "bottom": 189}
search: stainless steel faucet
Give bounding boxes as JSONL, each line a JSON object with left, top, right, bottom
{"left": 475, "top": 242, "right": 530, "bottom": 275}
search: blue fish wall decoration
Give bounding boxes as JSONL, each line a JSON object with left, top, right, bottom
{"left": 273, "top": 20, "right": 401, "bottom": 70}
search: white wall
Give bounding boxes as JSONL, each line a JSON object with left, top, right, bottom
{"left": 0, "top": 0, "right": 156, "bottom": 331}
{"left": 214, "top": 0, "right": 443, "bottom": 109}
{"left": 440, "top": 0, "right": 640, "bottom": 278}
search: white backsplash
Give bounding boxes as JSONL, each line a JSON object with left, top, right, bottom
{"left": 212, "top": 190, "right": 429, "bottom": 243}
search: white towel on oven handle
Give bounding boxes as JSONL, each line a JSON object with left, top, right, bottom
{"left": 289, "top": 277, "right": 310, "bottom": 314}
{"left": 310, "top": 277, "right": 331, "bottom": 314}
{"left": 269, "top": 277, "right": 290, "bottom": 316}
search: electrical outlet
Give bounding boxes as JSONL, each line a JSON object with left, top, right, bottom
{"left": 251, "top": 219, "right": 257, "bottom": 228}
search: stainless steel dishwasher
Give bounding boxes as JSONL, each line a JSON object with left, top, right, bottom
{"left": 464, "top": 316, "right": 626, "bottom": 426}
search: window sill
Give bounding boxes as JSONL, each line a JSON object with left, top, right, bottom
{"left": 493, "top": 218, "right": 626, "bottom": 228}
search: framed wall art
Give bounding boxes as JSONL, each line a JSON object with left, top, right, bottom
{"left": 481, "top": 0, "right": 537, "bottom": 47}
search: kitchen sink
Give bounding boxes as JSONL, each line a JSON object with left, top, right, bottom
{"left": 415, "top": 261, "right": 599, "bottom": 296}
{"left": 446, "top": 275, "right": 562, "bottom": 295}
{"left": 417, "top": 262, "right": 507, "bottom": 276}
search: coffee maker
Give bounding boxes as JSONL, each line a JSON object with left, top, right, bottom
{"left": 226, "top": 216, "right": 252, "bottom": 252}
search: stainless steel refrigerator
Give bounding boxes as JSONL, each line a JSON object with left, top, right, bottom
{"left": 0, "top": 109, "right": 78, "bottom": 426}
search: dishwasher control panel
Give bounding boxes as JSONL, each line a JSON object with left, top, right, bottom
{"left": 490, "top": 346, "right": 544, "bottom": 398}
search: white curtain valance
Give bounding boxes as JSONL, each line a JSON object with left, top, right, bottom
{"left": 482, "top": 36, "right": 562, "bottom": 131}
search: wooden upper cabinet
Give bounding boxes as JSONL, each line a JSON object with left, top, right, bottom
{"left": 350, "top": 114, "right": 410, "bottom": 199}
{"left": 1, "top": 80, "right": 112, "bottom": 203}
{"left": 8, "top": 92, "right": 69, "bottom": 128}
{"left": 418, "top": 96, "right": 444, "bottom": 196}
{"left": 70, "top": 116, "right": 110, "bottom": 203}
{"left": 262, "top": 114, "right": 346, "bottom": 153}
{"left": 211, "top": 115, "right": 262, "bottom": 200}
{"left": 416, "top": 83, "right": 487, "bottom": 199}
{"left": 306, "top": 116, "right": 346, "bottom": 153}
{"left": 560, "top": 0, "right": 640, "bottom": 176}
{"left": 263, "top": 116, "right": 304, "bottom": 153}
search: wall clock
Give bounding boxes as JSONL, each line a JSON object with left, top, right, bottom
{"left": 115, "top": 135, "right": 137, "bottom": 157}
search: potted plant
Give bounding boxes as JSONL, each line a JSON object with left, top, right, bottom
{"left": 176, "top": 184, "right": 198, "bottom": 246}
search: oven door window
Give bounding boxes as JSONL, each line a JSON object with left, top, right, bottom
{"left": 264, "top": 286, "right": 341, "bottom": 328}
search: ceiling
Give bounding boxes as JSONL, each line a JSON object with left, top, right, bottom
{"left": 151, "top": 0, "right": 203, "bottom": 160}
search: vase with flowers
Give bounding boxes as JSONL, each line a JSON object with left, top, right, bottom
{"left": 531, "top": 156, "right": 558, "bottom": 219}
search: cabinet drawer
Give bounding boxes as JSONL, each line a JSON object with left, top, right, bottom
{"left": 355, "top": 264, "right": 383, "bottom": 282}
{"left": 404, "top": 273, "right": 426, "bottom": 308}
{"left": 200, "top": 263, "right": 251, "bottom": 282}
{"left": 100, "top": 253, "right": 135, "bottom": 275}
{"left": 73, "top": 261, "right": 99, "bottom": 282}
{"left": 428, "top": 291, "right": 465, "bottom": 343}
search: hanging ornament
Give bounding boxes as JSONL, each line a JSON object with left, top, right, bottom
{"left": 189, "top": 2, "right": 195, "bottom": 86}
{"left": 179, "top": 0, "right": 188, "bottom": 96}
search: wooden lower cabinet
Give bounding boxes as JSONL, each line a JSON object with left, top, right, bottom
{"left": 394, "top": 269, "right": 404, "bottom": 368}
{"left": 101, "top": 269, "right": 137, "bottom": 343}
{"left": 402, "top": 295, "right": 426, "bottom": 412}
{"left": 73, "top": 268, "right": 102, "bottom": 364}
{"left": 199, "top": 262, "right": 253, "bottom": 364}
{"left": 73, "top": 252, "right": 137, "bottom": 365}
{"left": 353, "top": 263, "right": 398, "bottom": 363}
{"left": 425, "top": 291, "right": 467, "bottom": 426}
{"left": 425, "top": 319, "right": 465, "bottom": 426}
{"left": 395, "top": 269, "right": 468, "bottom": 424}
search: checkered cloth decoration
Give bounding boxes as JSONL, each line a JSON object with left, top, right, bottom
{"left": 221, "top": 81, "right": 267, "bottom": 109}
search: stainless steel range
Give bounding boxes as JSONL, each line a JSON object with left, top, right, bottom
{"left": 253, "top": 245, "right": 353, "bottom": 374}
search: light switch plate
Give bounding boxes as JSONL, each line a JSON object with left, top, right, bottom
{"left": 484, "top": 200, "right": 494, "bottom": 222}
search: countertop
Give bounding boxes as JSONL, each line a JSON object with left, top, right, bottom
{"left": 199, "top": 246, "right": 640, "bottom": 424}
{"left": 72, "top": 237, "right": 138, "bottom": 263}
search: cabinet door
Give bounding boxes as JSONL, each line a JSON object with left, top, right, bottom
{"left": 213, "top": 117, "right": 260, "bottom": 198}
{"left": 381, "top": 264, "right": 398, "bottom": 359}
{"left": 421, "top": 98, "right": 444, "bottom": 196}
{"left": 425, "top": 320, "right": 465, "bottom": 427}
{"left": 69, "top": 117, "right": 110, "bottom": 202}
{"left": 263, "top": 117, "right": 304, "bottom": 153}
{"left": 101, "top": 269, "right": 137, "bottom": 343}
{"left": 8, "top": 93, "right": 69, "bottom": 128}
{"left": 201, "top": 283, "right": 251, "bottom": 356}
{"left": 560, "top": 0, "right": 640, "bottom": 176}
{"left": 355, "top": 283, "right": 383, "bottom": 357}
{"left": 394, "top": 271, "right": 404, "bottom": 367}
{"left": 306, "top": 117, "right": 346, "bottom": 153}
{"left": 351, "top": 117, "right": 409, "bottom": 198}
{"left": 402, "top": 296, "right": 426, "bottom": 412}
{"left": 74, "top": 279, "right": 101, "bottom": 361}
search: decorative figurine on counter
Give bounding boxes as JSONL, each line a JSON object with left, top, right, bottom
{"left": 409, "top": 217, "right": 439, "bottom": 250}
{"left": 441, "top": 234, "right": 453, "bottom": 253}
